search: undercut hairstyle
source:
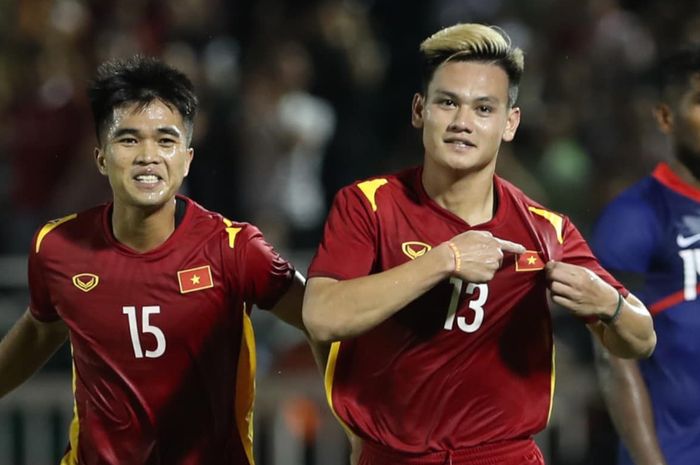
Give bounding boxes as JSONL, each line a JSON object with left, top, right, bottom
{"left": 419, "top": 23, "right": 524, "bottom": 107}
{"left": 655, "top": 44, "right": 700, "bottom": 105}
{"left": 88, "top": 55, "right": 198, "bottom": 144}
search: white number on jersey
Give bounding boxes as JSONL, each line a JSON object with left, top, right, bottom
{"left": 123, "top": 306, "right": 167, "bottom": 359}
{"left": 679, "top": 249, "right": 700, "bottom": 301}
{"left": 443, "top": 278, "right": 488, "bottom": 333}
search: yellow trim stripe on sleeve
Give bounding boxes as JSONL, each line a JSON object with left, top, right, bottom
{"left": 357, "top": 179, "right": 388, "bottom": 212}
{"left": 527, "top": 207, "right": 563, "bottom": 244}
{"left": 546, "top": 343, "right": 556, "bottom": 425}
{"left": 223, "top": 218, "right": 242, "bottom": 249}
{"left": 324, "top": 342, "right": 354, "bottom": 436}
{"left": 235, "top": 305, "right": 257, "bottom": 465}
{"left": 36, "top": 214, "right": 77, "bottom": 253}
{"left": 60, "top": 344, "right": 79, "bottom": 465}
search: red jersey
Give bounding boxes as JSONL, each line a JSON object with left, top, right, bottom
{"left": 28, "top": 196, "right": 294, "bottom": 465}
{"left": 308, "top": 167, "right": 625, "bottom": 454}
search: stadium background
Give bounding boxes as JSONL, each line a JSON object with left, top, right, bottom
{"left": 0, "top": 0, "right": 698, "bottom": 463}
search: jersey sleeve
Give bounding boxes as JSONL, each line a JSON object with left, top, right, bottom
{"left": 308, "top": 185, "right": 378, "bottom": 280}
{"left": 589, "top": 195, "right": 659, "bottom": 273}
{"left": 562, "top": 217, "right": 629, "bottom": 297}
{"left": 227, "top": 225, "right": 295, "bottom": 310}
{"left": 28, "top": 230, "right": 60, "bottom": 322}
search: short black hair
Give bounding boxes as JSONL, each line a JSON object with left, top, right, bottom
{"left": 88, "top": 55, "right": 198, "bottom": 144}
{"left": 655, "top": 44, "right": 700, "bottom": 103}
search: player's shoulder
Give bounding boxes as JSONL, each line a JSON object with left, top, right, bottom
{"left": 32, "top": 204, "right": 105, "bottom": 255}
{"left": 598, "top": 175, "right": 662, "bottom": 225}
{"left": 338, "top": 166, "right": 420, "bottom": 213}
{"left": 184, "top": 196, "right": 262, "bottom": 249}
{"left": 497, "top": 176, "right": 571, "bottom": 244}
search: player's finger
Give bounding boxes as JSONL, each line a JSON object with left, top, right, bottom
{"left": 545, "top": 261, "right": 578, "bottom": 284}
{"left": 549, "top": 280, "right": 577, "bottom": 298}
{"left": 493, "top": 237, "right": 526, "bottom": 254}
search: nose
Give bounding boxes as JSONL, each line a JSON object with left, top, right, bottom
{"left": 134, "top": 140, "right": 161, "bottom": 164}
{"left": 447, "top": 106, "right": 472, "bottom": 133}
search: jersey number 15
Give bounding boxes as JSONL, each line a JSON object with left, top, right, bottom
{"left": 123, "top": 306, "right": 167, "bottom": 359}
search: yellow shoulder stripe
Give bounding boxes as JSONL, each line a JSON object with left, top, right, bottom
{"left": 222, "top": 218, "right": 242, "bottom": 249}
{"left": 528, "top": 206, "right": 563, "bottom": 244}
{"left": 357, "top": 179, "right": 388, "bottom": 212}
{"left": 35, "top": 214, "right": 78, "bottom": 253}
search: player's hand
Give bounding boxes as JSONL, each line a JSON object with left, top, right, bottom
{"left": 445, "top": 230, "right": 525, "bottom": 283}
{"left": 545, "top": 260, "right": 619, "bottom": 318}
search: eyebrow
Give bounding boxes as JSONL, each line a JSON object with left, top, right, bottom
{"left": 432, "top": 89, "right": 501, "bottom": 104}
{"left": 112, "top": 127, "right": 183, "bottom": 139}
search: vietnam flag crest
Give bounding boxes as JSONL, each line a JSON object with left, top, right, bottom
{"left": 515, "top": 250, "right": 545, "bottom": 272}
{"left": 178, "top": 265, "right": 214, "bottom": 294}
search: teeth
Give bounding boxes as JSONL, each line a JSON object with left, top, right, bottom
{"left": 135, "top": 175, "right": 160, "bottom": 184}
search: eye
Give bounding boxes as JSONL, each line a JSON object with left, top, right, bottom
{"left": 476, "top": 105, "right": 494, "bottom": 114}
{"left": 118, "top": 136, "right": 138, "bottom": 145}
{"left": 439, "top": 98, "right": 457, "bottom": 108}
{"left": 159, "top": 137, "right": 177, "bottom": 146}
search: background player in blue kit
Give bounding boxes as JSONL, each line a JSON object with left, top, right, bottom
{"left": 592, "top": 45, "right": 700, "bottom": 465}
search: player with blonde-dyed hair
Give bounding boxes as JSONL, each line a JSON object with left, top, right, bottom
{"left": 420, "top": 23, "right": 524, "bottom": 107}
{"left": 304, "top": 23, "right": 656, "bottom": 465}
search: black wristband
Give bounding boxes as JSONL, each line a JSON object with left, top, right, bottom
{"left": 600, "top": 293, "right": 623, "bottom": 324}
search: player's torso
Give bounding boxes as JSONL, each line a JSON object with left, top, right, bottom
{"left": 640, "top": 182, "right": 700, "bottom": 457}
{"left": 332, "top": 172, "right": 559, "bottom": 452}
{"left": 39, "top": 205, "right": 250, "bottom": 464}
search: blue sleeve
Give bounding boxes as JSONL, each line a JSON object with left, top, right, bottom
{"left": 590, "top": 193, "right": 659, "bottom": 274}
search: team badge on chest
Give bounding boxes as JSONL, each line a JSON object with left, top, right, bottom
{"left": 401, "top": 241, "right": 432, "bottom": 260}
{"left": 72, "top": 273, "right": 99, "bottom": 292}
{"left": 178, "top": 265, "right": 214, "bottom": 293}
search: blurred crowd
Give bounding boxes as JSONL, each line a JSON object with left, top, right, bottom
{"left": 0, "top": 1, "right": 699, "bottom": 462}
{"left": 1, "top": 0, "right": 698, "bottom": 254}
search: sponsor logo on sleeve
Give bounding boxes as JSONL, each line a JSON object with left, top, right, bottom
{"left": 178, "top": 265, "right": 214, "bottom": 294}
{"left": 72, "top": 273, "right": 99, "bottom": 292}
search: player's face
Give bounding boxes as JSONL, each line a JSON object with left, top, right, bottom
{"left": 666, "top": 74, "right": 700, "bottom": 173}
{"left": 95, "top": 99, "right": 193, "bottom": 210}
{"left": 412, "top": 60, "right": 520, "bottom": 174}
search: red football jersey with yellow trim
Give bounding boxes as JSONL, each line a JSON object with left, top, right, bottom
{"left": 309, "top": 167, "right": 625, "bottom": 453}
{"left": 29, "top": 195, "right": 293, "bottom": 465}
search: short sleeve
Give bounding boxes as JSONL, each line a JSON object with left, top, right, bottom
{"left": 308, "top": 185, "right": 378, "bottom": 280}
{"left": 562, "top": 217, "right": 629, "bottom": 297}
{"left": 28, "top": 231, "right": 60, "bottom": 322}
{"left": 229, "top": 225, "right": 294, "bottom": 310}
{"left": 590, "top": 196, "right": 658, "bottom": 274}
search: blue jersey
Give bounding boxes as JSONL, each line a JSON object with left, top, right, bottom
{"left": 591, "top": 162, "right": 700, "bottom": 465}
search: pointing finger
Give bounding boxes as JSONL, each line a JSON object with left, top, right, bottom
{"left": 494, "top": 237, "right": 526, "bottom": 254}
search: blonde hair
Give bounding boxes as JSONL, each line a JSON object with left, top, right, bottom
{"left": 419, "top": 23, "right": 524, "bottom": 106}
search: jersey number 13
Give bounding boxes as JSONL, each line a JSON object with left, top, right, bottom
{"left": 443, "top": 278, "right": 488, "bottom": 333}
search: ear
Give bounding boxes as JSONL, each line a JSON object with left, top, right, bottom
{"left": 94, "top": 147, "right": 107, "bottom": 176}
{"left": 411, "top": 93, "right": 425, "bottom": 129}
{"left": 502, "top": 106, "right": 521, "bottom": 142}
{"left": 183, "top": 148, "right": 194, "bottom": 177}
{"left": 653, "top": 103, "right": 674, "bottom": 135}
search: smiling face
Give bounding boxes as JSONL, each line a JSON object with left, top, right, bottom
{"left": 95, "top": 99, "right": 193, "bottom": 211}
{"left": 412, "top": 60, "right": 520, "bottom": 175}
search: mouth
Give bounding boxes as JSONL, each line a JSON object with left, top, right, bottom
{"left": 444, "top": 138, "right": 476, "bottom": 149}
{"left": 133, "top": 173, "right": 165, "bottom": 188}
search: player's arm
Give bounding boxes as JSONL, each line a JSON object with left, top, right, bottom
{"left": 0, "top": 309, "right": 68, "bottom": 398}
{"left": 546, "top": 261, "right": 655, "bottom": 358}
{"left": 593, "top": 339, "right": 668, "bottom": 465}
{"left": 304, "top": 230, "right": 525, "bottom": 343}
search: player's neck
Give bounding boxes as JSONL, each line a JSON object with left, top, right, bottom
{"left": 422, "top": 162, "right": 496, "bottom": 225}
{"left": 111, "top": 198, "right": 177, "bottom": 253}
